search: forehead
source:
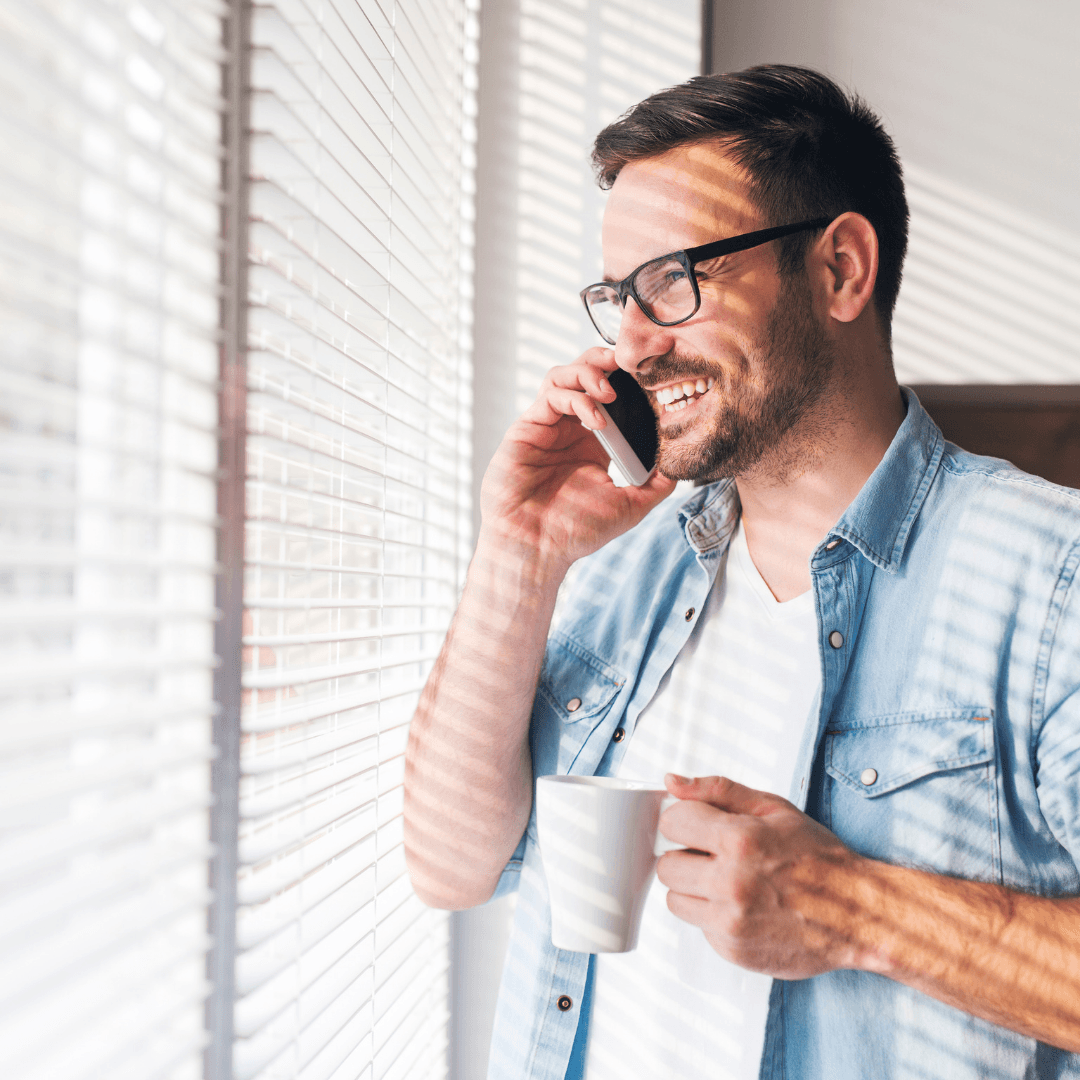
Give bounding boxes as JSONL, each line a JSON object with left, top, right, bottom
{"left": 602, "top": 141, "right": 760, "bottom": 278}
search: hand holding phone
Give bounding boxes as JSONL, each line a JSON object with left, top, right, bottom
{"left": 591, "top": 368, "right": 659, "bottom": 486}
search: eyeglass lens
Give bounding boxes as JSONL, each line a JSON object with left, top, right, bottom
{"left": 584, "top": 253, "right": 697, "bottom": 344}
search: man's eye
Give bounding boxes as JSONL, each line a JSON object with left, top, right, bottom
{"left": 663, "top": 268, "right": 687, "bottom": 285}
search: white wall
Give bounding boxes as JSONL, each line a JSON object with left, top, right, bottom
{"left": 710, "top": 0, "right": 1080, "bottom": 384}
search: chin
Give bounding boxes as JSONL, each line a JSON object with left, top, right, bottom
{"left": 655, "top": 430, "right": 742, "bottom": 483}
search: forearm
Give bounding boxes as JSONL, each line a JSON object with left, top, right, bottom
{"left": 404, "top": 530, "right": 567, "bottom": 909}
{"left": 833, "top": 858, "right": 1080, "bottom": 1049}
{"left": 662, "top": 776, "right": 1080, "bottom": 1050}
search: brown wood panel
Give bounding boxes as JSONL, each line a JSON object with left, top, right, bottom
{"left": 911, "top": 385, "right": 1080, "bottom": 490}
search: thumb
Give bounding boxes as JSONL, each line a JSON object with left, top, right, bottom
{"left": 664, "top": 773, "right": 779, "bottom": 816}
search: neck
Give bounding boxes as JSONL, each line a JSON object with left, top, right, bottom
{"left": 734, "top": 354, "right": 905, "bottom": 602}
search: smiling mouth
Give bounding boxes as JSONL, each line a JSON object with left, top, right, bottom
{"left": 653, "top": 377, "right": 715, "bottom": 413}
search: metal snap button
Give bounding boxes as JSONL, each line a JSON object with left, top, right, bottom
{"left": 557, "top": 995, "right": 573, "bottom": 1011}
{"left": 566, "top": 697, "right": 581, "bottom": 712}
{"left": 825, "top": 538, "right": 840, "bottom": 551}
{"left": 860, "top": 768, "right": 878, "bottom": 786}
{"left": 684, "top": 607, "right": 695, "bottom": 621}
{"left": 613, "top": 727, "right": 625, "bottom": 743}
{"left": 828, "top": 630, "right": 844, "bottom": 649}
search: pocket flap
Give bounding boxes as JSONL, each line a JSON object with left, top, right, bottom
{"left": 537, "top": 635, "right": 624, "bottom": 723}
{"left": 825, "top": 709, "right": 994, "bottom": 798}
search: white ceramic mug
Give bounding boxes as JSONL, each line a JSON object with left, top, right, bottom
{"left": 535, "top": 775, "right": 679, "bottom": 953}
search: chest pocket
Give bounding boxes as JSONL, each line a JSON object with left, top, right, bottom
{"left": 824, "top": 708, "right": 1000, "bottom": 882}
{"left": 531, "top": 636, "right": 625, "bottom": 781}
{"left": 536, "top": 638, "right": 623, "bottom": 723}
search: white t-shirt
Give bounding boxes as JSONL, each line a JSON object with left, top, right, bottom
{"left": 583, "top": 523, "right": 821, "bottom": 1080}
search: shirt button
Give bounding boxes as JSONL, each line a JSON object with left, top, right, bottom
{"left": 825, "top": 538, "right": 840, "bottom": 551}
{"left": 828, "top": 630, "right": 844, "bottom": 649}
{"left": 861, "top": 768, "right": 878, "bottom": 786}
{"left": 613, "top": 727, "right": 625, "bottom": 743}
{"left": 566, "top": 697, "right": 582, "bottom": 712}
{"left": 684, "top": 607, "right": 695, "bottom": 621}
{"left": 557, "top": 995, "right": 573, "bottom": 1011}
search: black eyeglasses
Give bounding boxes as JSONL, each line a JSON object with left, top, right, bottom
{"left": 579, "top": 217, "right": 833, "bottom": 345}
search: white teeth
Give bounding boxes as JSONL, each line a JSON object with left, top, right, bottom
{"left": 658, "top": 377, "right": 714, "bottom": 413}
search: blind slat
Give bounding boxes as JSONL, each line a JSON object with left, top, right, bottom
{"left": 236, "top": 685, "right": 414, "bottom": 735}
{"left": 237, "top": 3, "right": 477, "bottom": 1075}
{"left": 0, "top": 1, "right": 223, "bottom": 1075}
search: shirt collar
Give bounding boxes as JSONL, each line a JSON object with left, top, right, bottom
{"left": 677, "top": 387, "right": 944, "bottom": 573}
{"left": 678, "top": 477, "right": 740, "bottom": 555}
{"left": 818, "top": 386, "right": 944, "bottom": 574}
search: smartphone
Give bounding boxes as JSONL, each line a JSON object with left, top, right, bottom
{"left": 591, "top": 368, "right": 659, "bottom": 486}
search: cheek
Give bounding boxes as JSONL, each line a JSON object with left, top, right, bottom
{"left": 697, "top": 271, "right": 778, "bottom": 339}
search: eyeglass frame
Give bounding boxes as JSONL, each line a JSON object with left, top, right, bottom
{"left": 579, "top": 216, "right": 834, "bottom": 344}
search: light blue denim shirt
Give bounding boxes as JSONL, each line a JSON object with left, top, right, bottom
{"left": 485, "top": 390, "right": 1080, "bottom": 1080}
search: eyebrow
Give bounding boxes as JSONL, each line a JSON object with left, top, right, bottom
{"left": 601, "top": 248, "right": 680, "bottom": 284}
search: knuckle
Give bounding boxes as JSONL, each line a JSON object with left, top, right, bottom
{"left": 716, "top": 907, "right": 746, "bottom": 941}
{"left": 729, "top": 875, "right": 755, "bottom": 910}
{"left": 730, "top": 828, "right": 758, "bottom": 862}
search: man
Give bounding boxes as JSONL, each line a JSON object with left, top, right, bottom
{"left": 404, "top": 65, "right": 1080, "bottom": 1080}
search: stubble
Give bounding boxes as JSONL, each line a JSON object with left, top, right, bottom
{"left": 649, "top": 273, "right": 838, "bottom": 483}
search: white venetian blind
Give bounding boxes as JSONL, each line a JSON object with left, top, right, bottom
{"left": 234, "top": 2, "right": 477, "bottom": 1079}
{"left": 514, "top": 0, "right": 701, "bottom": 407}
{"left": 0, "top": 0, "right": 225, "bottom": 1078}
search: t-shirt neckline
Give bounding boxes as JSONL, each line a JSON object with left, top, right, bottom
{"left": 728, "top": 523, "right": 815, "bottom": 621}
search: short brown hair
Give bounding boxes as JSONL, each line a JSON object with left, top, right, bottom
{"left": 592, "top": 65, "right": 909, "bottom": 326}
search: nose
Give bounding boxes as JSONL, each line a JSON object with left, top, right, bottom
{"left": 613, "top": 297, "right": 676, "bottom": 375}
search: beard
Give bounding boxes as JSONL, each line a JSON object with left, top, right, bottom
{"left": 645, "top": 273, "right": 837, "bottom": 483}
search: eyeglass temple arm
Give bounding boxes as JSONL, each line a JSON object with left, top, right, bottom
{"left": 683, "top": 217, "right": 834, "bottom": 264}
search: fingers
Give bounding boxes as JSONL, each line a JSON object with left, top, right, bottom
{"left": 520, "top": 351, "right": 620, "bottom": 429}
{"left": 665, "top": 888, "right": 711, "bottom": 929}
{"left": 659, "top": 774, "right": 793, "bottom": 858}
{"left": 656, "top": 845, "right": 716, "bottom": 896}
{"left": 546, "top": 352, "right": 618, "bottom": 391}
{"left": 564, "top": 345, "right": 620, "bottom": 378}
{"left": 519, "top": 385, "right": 609, "bottom": 431}
{"left": 658, "top": 798, "right": 731, "bottom": 855}
{"left": 665, "top": 773, "right": 788, "bottom": 816}
{"left": 542, "top": 368, "right": 612, "bottom": 398}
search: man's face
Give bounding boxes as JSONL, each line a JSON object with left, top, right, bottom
{"left": 601, "top": 142, "right": 835, "bottom": 482}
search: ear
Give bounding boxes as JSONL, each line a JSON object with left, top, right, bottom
{"left": 814, "top": 212, "right": 879, "bottom": 324}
